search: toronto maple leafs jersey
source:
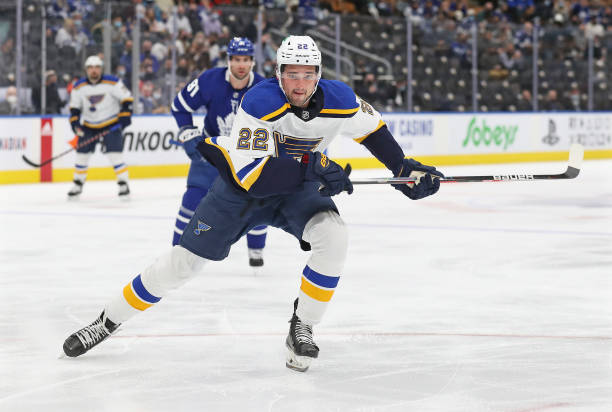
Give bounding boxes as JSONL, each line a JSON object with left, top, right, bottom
{"left": 197, "top": 77, "right": 399, "bottom": 198}
{"left": 171, "top": 67, "right": 266, "bottom": 137}
{"left": 69, "top": 75, "right": 133, "bottom": 129}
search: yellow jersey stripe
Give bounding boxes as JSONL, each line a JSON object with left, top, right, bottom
{"left": 121, "top": 97, "right": 134, "bottom": 103}
{"left": 204, "top": 137, "right": 248, "bottom": 190}
{"left": 69, "top": 116, "right": 78, "bottom": 122}
{"left": 123, "top": 284, "right": 153, "bottom": 311}
{"left": 300, "top": 277, "right": 335, "bottom": 302}
{"left": 83, "top": 118, "right": 118, "bottom": 129}
{"left": 320, "top": 107, "right": 359, "bottom": 115}
{"left": 260, "top": 103, "right": 290, "bottom": 121}
{"left": 101, "top": 79, "right": 117, "bottom": 85}
{"left": 240, "top": 157, "right": 270, "bottom": 191}
{"left": 118, "top": 112, "right": 131, "bottom": 117}
{"left": 353, "top": 119, "right": 386, "bottom": 143}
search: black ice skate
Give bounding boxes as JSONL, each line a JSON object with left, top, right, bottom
{"left": 248, "top": 248, "right": 264, "bottom": 268}
{"left": 63, "top": 311, "right": 120, "bottom": 357}
{"left": 118, "top": 181, "right": 130, "bottom": 198}
{"left": 285, "top": 298, "right": 319, "bottom": 372}
{"left": 67, "top": 180, "right": 83, "bottom": 198}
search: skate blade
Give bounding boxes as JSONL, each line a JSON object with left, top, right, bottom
{"left": 118, "top": 194, "right": 131, "bottom": 202}
{"left": 67, "top": 195, "right": 81, "bottom": 201}
{"left": 251, "top": 265, "right": 263, "bottom": 276}
{"left": 285, "top": 347, "right": 313, "bottom": 372}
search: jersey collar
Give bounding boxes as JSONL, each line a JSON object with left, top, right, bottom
{"left": 289, "top": 86, "right": 324, "bottom": 122}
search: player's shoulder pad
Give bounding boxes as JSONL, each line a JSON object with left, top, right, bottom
{"left": 72, "top": 77, "right": 88, "bottom": 90}
{"left": 318, "top": 79, "right": 359, "bottom": 118}
{"left": 241, "top": 78, "right": 289, "bottom": 122}
{"left": 101, "top": 74, "right": 119, "bottom": 84}
{"left": 199, "top": 67, "right": 226, "bottom": 83}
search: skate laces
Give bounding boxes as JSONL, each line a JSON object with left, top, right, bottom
{"left": 293, "top": 316, "right": 314, "bottom": 345}
{"left": 75, "top": 317, "right": 110, "bottom": 349}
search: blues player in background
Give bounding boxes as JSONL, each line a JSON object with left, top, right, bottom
{"left": 67, "top": 55, "right": 133, "bottom": 199}
{"left": 63, "top": 36, "right": 443, "bottom": 372}
{"left": 170, "top": 37, "right": 268, "bottom": 269}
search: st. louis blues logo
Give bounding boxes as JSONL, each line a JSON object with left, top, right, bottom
{"left": 88, "top": 94, "right": 105, "bottom": 112}
{"left": 194, "top": 220, "right": 211, "bottom": 235}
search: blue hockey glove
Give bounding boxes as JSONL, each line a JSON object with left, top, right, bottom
{"left": 301, "top": 151, "right": 353, "bottom": 196}
{"left": 118, "top": 116, "right": 131, "bottom": 130}
{"left": 392, "top": 158, "right": 444, "bottom": 200}
{"left": 172, "top": 126, "right": 204, "bottom": 162}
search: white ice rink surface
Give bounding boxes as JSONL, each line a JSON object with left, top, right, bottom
{"left": 1, "top": 160, "right": 611, "bottom": 412}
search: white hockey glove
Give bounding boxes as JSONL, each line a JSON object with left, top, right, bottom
{"left": 176, "top": 125, "right": 201, "bottom": 144}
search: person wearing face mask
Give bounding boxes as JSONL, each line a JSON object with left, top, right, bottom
{"left": 0, "top": 86, "right": 19, "bottom": 114}
{"left": 62, "top": 36, "right": 443, "bottom": 375}
{"left": 169, "top": 37, "right": 269, "bottom": 270}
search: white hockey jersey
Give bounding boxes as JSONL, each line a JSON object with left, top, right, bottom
{"left": 69, "top": 75, "right": 133, "bottom": 129}
{"left": 201, "top": 78, "right": 385, "bottom": 193}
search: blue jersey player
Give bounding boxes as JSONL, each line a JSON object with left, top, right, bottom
{"left": 171, "top": 37, "right": 267, "bottom": 268}
{"left": 63, "top": 36, "right": 444, "bottom": 372}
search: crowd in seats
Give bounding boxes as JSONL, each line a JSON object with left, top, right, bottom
{"left": 0, "top": 0, "right": 610, "bottom": 114}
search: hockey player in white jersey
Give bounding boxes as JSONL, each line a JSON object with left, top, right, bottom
{"left": 67, "top": 55, "right": 134, "bottom": 198}
{"left": 62, "top": 36, "right": 443, "bottom": 372}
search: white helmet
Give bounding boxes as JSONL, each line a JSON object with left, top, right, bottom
{"left": 276, "top": 35, "right": 322, "bottom": 102}
{"left": 276, "top": 35, "right": 321, "bottom": 69}
{"left": 84, "top": 55, "right": 104, "bottom": 68}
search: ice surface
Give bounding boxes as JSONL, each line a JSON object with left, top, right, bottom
{"left": 1, "top": 160, "right": 611, "bottom": 412}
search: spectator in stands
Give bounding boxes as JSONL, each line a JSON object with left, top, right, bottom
{"left": 498, "top": 43, "right": 525, "bottom": 70}
{"left": 119, "top": 39, "right": 134, "bottom": 76}
{"left": 543, "top": 89, "right": 562, "bottom": 111}
{"left": 144, "top": 6, "right": 167, "bottom": 34}
{"left": 166, "top": 5, "right": 193, "bottom": 36}
{"left": 32, "top": 70, "right": 66, "bottom": 114}
{"left": 139, "top": 80, "right": 156, "bottom": 114}
{"left": 140, "top": 56, "right": 157, "bottom": 82}
{"left": 176, "top": 55, "right": 190, "bottom": 83}
{"left": 140, "top": 39, "right": 160, "bottom": 73}
{"left": 0, "top": 38, "right": 16, "bottom": 87}
{"left": 55, "top": 17, "right": 88, "bottom": 55}
{"left": 115, "top": 64, "right": 130, "bottom": 90}
{"left": 0, "top": 86, "right": 19, "bottom": 115}
{"left": 565, "top": 82, "right": 581, "bottom": 111}
{"left": 517, "top": 89, "right": 533, "bottom": 111}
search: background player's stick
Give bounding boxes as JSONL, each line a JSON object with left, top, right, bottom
{"left": 22, "top": 125, "right": 120, "bottom": 168}
{"left": 348, "top": 144, "right": 583, "bottom": 185}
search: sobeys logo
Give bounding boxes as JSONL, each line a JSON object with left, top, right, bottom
{"left": 462, "top": 117, "right": 518, "bottom": 150}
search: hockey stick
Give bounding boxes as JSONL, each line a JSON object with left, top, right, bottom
{"left": 22, "top": 124, "right": 120, "bottom": 168}
{"left": 348, "top": 144, "right": 583, "bottom": 185}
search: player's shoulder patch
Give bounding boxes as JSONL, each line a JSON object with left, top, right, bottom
{"left": 101, "top": 74, "right": 119, "bottom": 85}
{"left": 73, "top": 77, "right": 88, "bottom": 90}
{"left": 241, "top": 78, "right": 290, "bottom": 122}
{"left": 318, "top": 79, "right": 359, "bottom": 118}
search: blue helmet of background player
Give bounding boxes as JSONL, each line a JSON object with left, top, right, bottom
{"left": 227, "top": 37, "right": 255, "bottom": 57}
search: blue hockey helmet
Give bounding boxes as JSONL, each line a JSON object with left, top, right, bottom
{"left": 227, "top": 37, "right": 254, "bottom": 57}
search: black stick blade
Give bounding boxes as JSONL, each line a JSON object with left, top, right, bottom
{"left": 22, "top": 155, "right": 42, "bottom": 168}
